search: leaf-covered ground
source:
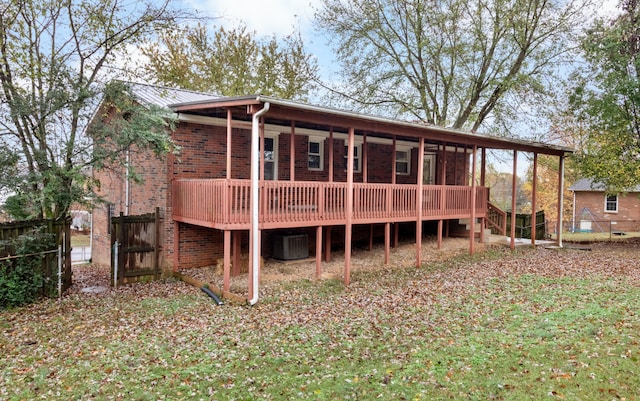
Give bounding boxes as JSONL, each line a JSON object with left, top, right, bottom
{"left": 1, "top": 239, "right": 639, "bottom": 400}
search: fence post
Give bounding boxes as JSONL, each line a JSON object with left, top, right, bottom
{"left": 113, "top": 241, "right": 119, "bottom": 289}
{"left": 610, "top": 221, "right": 612, "bottom": 241}
{"left": 58, "top": 245, "right": 63, "bottom": 298}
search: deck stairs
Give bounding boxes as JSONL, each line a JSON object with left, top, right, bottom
{"left": 457, "top": 218, "right": 494, "bottom": 243}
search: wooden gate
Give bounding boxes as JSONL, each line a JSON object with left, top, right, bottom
{"left": 111, "top": 208, "right": 160, "bottom": 285}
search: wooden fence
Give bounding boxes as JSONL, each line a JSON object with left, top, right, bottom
{"left": 0, "top": 218, "right": 72, "bottom": 297}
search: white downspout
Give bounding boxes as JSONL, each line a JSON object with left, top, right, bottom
{"left": 125, "top": 150, "right": 130, "bottom": 215}
{"left": 572, "top": 191, "right": 576, "bottom": 233}
{"left": 249, "top": 101, "right": 270, "bottom": 306}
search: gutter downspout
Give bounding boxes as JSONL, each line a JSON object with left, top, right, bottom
{"left": 572, "top": 190, "right": 576, "bottom": 233}
{"left": 249, "top": 101, "right": 270, "bottom": 306}
{"left": 125, "top": 150, "right": 130, "bottom": 215}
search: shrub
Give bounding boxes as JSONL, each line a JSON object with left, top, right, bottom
{"left": 0, "top": 231, "right": 56, "bottom": 309}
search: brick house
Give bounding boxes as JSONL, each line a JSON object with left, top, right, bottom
{"left": 92, "top": 82, "right": 572, "bottom": 303}
{"left": 569, "top": 178, "right": 640, "bottom": 232}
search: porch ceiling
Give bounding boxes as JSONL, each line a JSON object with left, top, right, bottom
{"left": 170, "top": 95, "right": 572, "bottom": 156}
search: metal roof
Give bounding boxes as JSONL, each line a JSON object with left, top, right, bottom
{"left": 128, "top": 82, "right": 218, "bottom": 109}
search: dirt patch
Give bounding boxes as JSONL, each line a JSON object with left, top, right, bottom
{"left": 181, "top": 237, "right": 487, "bottom": 296}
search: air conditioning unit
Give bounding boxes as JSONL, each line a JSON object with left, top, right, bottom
{"left": 273, "top": 234, "right": 309, "bottom": 260}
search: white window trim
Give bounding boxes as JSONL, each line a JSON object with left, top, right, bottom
{"left": 605, "top": 194, "right": 618, "bottom": 213}
{"left": 307, "top": 136, "right": 324, "bottom": 171}
{"left": 395, "top": 146, "right": 412, "bottom": 176}
{"left": 263, "top": 132, "right": 278, "bottom": 180}
{"left": 344, "top": 141, "right": 362, "bottom": 173}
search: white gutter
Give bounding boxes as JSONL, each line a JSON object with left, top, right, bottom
{"left": 249, "top": 101, "right": 270, "bottom": 306}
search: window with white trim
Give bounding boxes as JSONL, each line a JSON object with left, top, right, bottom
{"left": 605, "top": 194, "right": 618, "bottom": 213}
{"left": 343, "top": 143, "right": 361, "bottom": 173}
{"left": 308, "top": 137, "right": 324, "bottom": 171}
{"left": 395, "top": 149, "right": 410, "bottom": 175}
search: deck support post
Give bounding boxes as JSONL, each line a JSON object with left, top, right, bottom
{"left": 325, "top": 227, "right": 332, "bottom": 262}
{"left": 363, "top": 132, "right": 368, "bottom": 183}
{"left": 344, "top": 127, "right": 355, "bottom": 285}
{"left": 173, "top": 221, "right": 180, "bottom": 272}
{"left": 384, "top": 222, "right": 390, "bottom": 264}
{"left": 226, "top": 109, "right": 232, "bottom": 179}
{"left": 290, "top": 121, "right": 295, "bottom": 181}
{"left": 328, "top": 128, "right": 334, "bottom": 182}
{"left": 437, "top": 220, "right": 443, "bottom": 249}
{"left": 470, "top": 145, "right": 477, "bottom": 255}
{"left": 480, "top": 147, "right": 486, "bottom": 245}
{"left": 556, "top": 155, "right": 565, "bottom": 248}
{"left": 480, "top": 147, "right": 486, "bottom": 187}
{"left": 531, "top": 152, "right": 538, "bottom": 245}
{"left": 416, "top": 137, "right": 425, "bottom": 267}
{"left": 510, "top": 150, "right": 518, "bottom": 250}
{"left": 232, "top": 231, "right": 241, "bottom": 276}
{"left": 223, "top": 230, "right": 231, "bottom": 292}
{"left": 316, "top": 226, "right": 322, "bottom": 278}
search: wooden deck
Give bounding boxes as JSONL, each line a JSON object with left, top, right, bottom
{"left": 172, "top": 179, "right": 489, "bottom": 230}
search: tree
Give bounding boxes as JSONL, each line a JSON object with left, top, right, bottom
{"left": 141, "top": 24, "right": 319, "bottom": 100}
{"left": 315, "top": 0, "right": 592, "bottom": 132}
{"left": 483, "top": 164, "right": 528, "bottom": 211}
{"left": 0, "top": 0, "right": 190, "bottom": 220}
{"left": 521, "top": 154, "right": 578, "bottom": 230}
{"left": 570, "top": 0, "right": 640, "bottom": 192}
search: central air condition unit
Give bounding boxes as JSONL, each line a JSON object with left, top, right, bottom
{"left": 273, "top": 234, "right": 309, "bottom": 260}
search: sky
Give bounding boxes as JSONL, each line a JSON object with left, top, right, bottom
{"left": 175, "top": 0, "right": 622, "bottom": 176}
{"left": 184, "top": 0, "right": 337, "bottom": 78}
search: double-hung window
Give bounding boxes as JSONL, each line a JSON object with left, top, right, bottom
{"left": 308, "top": 137, "right": 324, "bottom": 171}
{"left": 605, "top": 194, "right": 618, "bottom": 213}
{"left": 395, "top": 149, "right": 410, "bottom": 175}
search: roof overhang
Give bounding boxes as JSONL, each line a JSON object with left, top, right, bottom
{"left": 169, "top": 95, "right": 573, "bottom": 157}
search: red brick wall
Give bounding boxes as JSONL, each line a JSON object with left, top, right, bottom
{"left": 573, "top": 191, "right": 640, "bottom": 231}
{"left": 93, "top": 119, "right": 475, "bottom": 271}
{"left": 92, "top": 145, "right": 169, "bottom": 267}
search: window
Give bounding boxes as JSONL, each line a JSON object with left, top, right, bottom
{"left": 308, "top": 137, "right": 324, "bottom": 171}
{"left": 343, "top": 143, "right": 361, "bottom": 172}
{"left": 605, "top": 194, "right": 618, "bottom": 213}
{"left": 262, "top": 134, "right": 278, "bottom": 180}
{"left": 395, "top": 149, "right": 410, "bottom": 175}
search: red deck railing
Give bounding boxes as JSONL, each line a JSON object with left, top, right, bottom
{"left": 172, "top": 179, "right": 489, "bottom": 229}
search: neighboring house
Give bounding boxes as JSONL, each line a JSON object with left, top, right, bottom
{"left": 569, "top": 178, "right": 640, "bottom": 232}
{"left": 91, "top": 82, "right": 572, "bottom": 303}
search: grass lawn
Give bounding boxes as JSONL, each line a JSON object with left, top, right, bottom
{"left": 70, "top": 233, "right": 91, "bottom": 248}
{"left": 559, "top": 230, "right": 640, "bottom": 243}
{"left": 1, "top": 241, "right": 639, "bottom": 400}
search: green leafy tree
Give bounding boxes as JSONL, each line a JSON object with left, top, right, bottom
{"left": 141, "top": 24, "right": 319, "bottom": 100}
{"left": 0, "top": 0, "right": 190, "bottom": 220}
{"left": 315, "top": 0, "right": 592, "bottom": 131}
{"left": 570, "top": 0, "right": 640, "bottom": 191}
